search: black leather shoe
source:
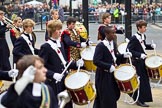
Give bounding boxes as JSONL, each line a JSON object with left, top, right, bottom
{"left": 136, "top": 101, "right": 149, "bottom": 107}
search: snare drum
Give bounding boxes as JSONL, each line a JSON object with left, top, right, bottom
{"left": 118, "top": 42, "right": 128, "bottom": 54}
{"left": 0, "top": 81, "right": 4, "bottom": 94}
{"left": 65, "top": 70, "right": 96, "bottom": 105}
{"left": 145, "top": 55, "right": 162, "bottom": 79}
{"left": 80, "top": 44, "right": 97, "bottom": 71}
{"left": 114, "top": 64, "right": 139, "bottom": 93}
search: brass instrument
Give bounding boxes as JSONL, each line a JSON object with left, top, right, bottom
{"left": 2, "top": 16, "right": 22, "bottom": 38}
{"left": 2, "top": 16, "right": 16, "bottom": 29}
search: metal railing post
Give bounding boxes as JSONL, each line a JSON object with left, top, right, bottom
{"left": 41, "top": 14, "right": 43, "bottom": 30}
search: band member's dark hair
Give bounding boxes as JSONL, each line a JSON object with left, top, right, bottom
{"left": 104, "top": 26, "right": 114, "bottom": 34}
{"left": 136, "top": 20, "right": 147, "bottom": 30}
{"left": 16, "top": 55, "right": 44, "bottom": 79}
{"left": 66, "top": 17, "right": 76, "bottom": 26}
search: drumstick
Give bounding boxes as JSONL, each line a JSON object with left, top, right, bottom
{"left": 152, "top": 40, "right": 157, "bottom": 56}
{"left": 13, "top": 63, "right": 16, "bottom": 83}
{"left": 76, "top": 58, "right": 83, "bottom": 73}
{"left": 85, "top": 39, "right": 89, "bottom": 46}
{"left": 56, "top": 59, "right": 73, "bottom": 83}
{"left": 127, "top": 49, "right": 133, "bottom": 67}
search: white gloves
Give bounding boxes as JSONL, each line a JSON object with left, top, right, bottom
{"left": 53, "top": 73, "right": 63, "bottom": 82}
{"left": 58, "top": 90, "right": 71, "bottom": 108}
{"left": 123, "top": 52, "right": 132, "bottom": 58}
{"left": 117, "top": 25, "right": 124, "bottom": 30}
{"left": 22, "top": 65, "right": 36, "bottom": 83}
{"left": 151, "top": 43, "right": 156, "bottom": 49}
{"left": 125, "top": 38, "right": 130, "bottom": 43}
{"left": 76, "top": 59, "right": 84, "bottom": 67}
{"left": 141, "top": 53, "right": 147, "bottom": 59}
{"left": 87, "top": 40, "right": 93, "bottom": 46}
{"left": 14, "top": 65, "right": 36, "bottom": 95}
{"left": 81, "top": 42, "right": 87, "bottom": 48}
{"left": 8, "top": 69, "right": 18, "bottom": 78}
{"left": 109, "top": 65, "right": 115, "bottom": 73}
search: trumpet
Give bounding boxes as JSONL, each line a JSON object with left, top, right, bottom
{"left": 2, "top": 16, "right": 16, "bottom": 29}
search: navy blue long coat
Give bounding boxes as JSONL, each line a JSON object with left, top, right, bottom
{"left": 0, "top": 22, "right": 11, "bottom": 71}
{"left": 127, "top": 33, "right": 153, "bottom": 103}
{"left": 39, "top": 39, "right": 77, "bottom": 108}
{"left": 93, "top": 41, "right": 123, "bottom": 108}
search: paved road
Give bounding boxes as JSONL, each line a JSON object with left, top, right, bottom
{"left": 5, "top": 23, "right": 162, "bottom": 108}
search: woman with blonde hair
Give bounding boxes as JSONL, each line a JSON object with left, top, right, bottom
{"left": 10, "top": 17, "right": 23, "bottom": 46}
{"left": 13, "top": 19, "right": 39, "bottom": 64}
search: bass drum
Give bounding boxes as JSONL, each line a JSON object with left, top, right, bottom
{"left": 80, "top": 44, "right": 97, "bottom": 71}
{"left": 114, "top": 64, "right": 139, "bottom": 93}
{"left": 75, "top": 21, "right": 88, "bottom": 39}
{"left": 145, "top": 55, "right": 162, "bottom": 79}
{"left": 65, "top": 70, "right": 96, "bottom": 105}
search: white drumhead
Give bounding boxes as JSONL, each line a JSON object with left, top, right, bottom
{"left": 118, "top": 42, "right": 128, "bottom": 54}
{"left": 65, "top": 72, "right": 90, "bottom": 89}
{"left": 115, "top": 65, "right": 136, "bottom": 81}
{"left": 145, "top": 55, "right": 162, "bottom": 68}
{"left": 80, "top": 46, "right": 96, "bottom": 60}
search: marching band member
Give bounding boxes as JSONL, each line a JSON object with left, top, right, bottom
{"left": 127, "top": 20, "right": 155, "bottom": 107}
{"left": 39, "top": 20, "right": 84, "bottom": 108}
{"left": 10, "top": 17, "right": 23, "bottom": 46}
{"left": 97, "top": 12, "right": 124, "bottom": 43}
{"left": 61, "top": 17, "right": 92, "bottom": 61}
{"left": 93, "top": 26, "right": 132, "bottom": 108}
{"left": 13, "top": 19, "right": 39, "bottom": 64}
{"left": 0, "top": 10, "right": 11, "bottom": 71}
{"left": 1, "top": 55, "right": 58, "bottom": 108}
{"left": 45, "top": 9, "right": 61, "bottom": 41}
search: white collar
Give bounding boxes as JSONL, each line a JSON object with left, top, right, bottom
{"left": 24, "top": 32, "right": 33, "bottom": 40}
{"left": 102, "top": 39, "right": 116, "bottom": 62}
{"left": 19, "top": 28, "right": 23, "bottom": 32}
{"left": 32, "top": 83, "right": 41, "bottom": 97}
{"left": 137, "top": 31, "right": 145, "bottom": 40}
{"left": 50, "top": 38, "right": 61, "bottom": 47}
{"left": 135, "top": 32, "right": 146, "bottom": 51}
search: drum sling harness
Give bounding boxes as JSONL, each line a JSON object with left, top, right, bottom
{"left": 21, "top": 34, "right": 35, "bottom": 55}
{"left": 47, "top": 40, "right": 67, "bottom": 67}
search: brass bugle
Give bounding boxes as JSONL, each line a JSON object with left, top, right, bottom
{"left": 2, "top": 16, "right": 16, "bottom": 29}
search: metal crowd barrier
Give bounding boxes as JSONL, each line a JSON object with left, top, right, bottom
{"left": 10, "top": 12, "right": 162, "bottom": 30}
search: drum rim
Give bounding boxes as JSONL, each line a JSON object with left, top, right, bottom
{"left": 145, "top": 55, "right": 162, "bottom": 68}
{"left": 114, "top": 64, "right": 136, "bottom": 81}
{"left": 80, "top": 45, "right": 96, "bottom": 60}
{"left": 115, "top": 74, "right": 139, "bottom": 93}
{"left": 72, "top": 93, "right": 96, "bottom": 105}
{"left": 65, "top": 70, "right": 90, "bottom": 90}
{"left": 117, "top": 42, "right": 128, "bottom": 54}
